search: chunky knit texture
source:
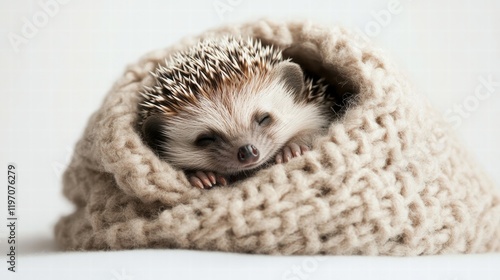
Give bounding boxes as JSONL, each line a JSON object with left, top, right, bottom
{"left": 54, "top": 19, "right": 500, "bottom": 255}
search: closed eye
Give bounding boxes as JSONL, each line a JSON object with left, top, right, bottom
{"left": 257, "top": 113, "right": 272, "bottom": 127}
{"left": 194, "top": 134, "right": 216, "bottom": 147}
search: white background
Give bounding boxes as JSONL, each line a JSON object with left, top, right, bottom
{"left": 0, "top": 0, "right": 499, "bottom": 279}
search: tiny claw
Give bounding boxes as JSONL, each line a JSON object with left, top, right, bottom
{"left": 283, "top": 146, "right": 292, "bottom": 162}
{"left": 189, "top": 176, "right": 204, "bottom": 189}
{"left": 195, "top": 171, "right": 212, "bottom": 188}
{"left": 217, "top": 175, "right": 228, "bottom": 186}
{"left": 276, "top": 142, "right": 310, "bottom": 165}
{"left": 300, "top": 144, "right": 310, "bottom": 153}
{"left": 207, "top": 172, "right": 217, "bottom": 185}
{"left": 288, "top": 142, "right": 302, "bottom": 157}
{"left": 275, "top": 153, "right": 283, "bottom": 164}
{"left": 188, "top": 171, "right": 228, "bottom": 189}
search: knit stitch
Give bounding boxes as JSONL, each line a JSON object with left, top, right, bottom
{"left": 54, "top": 19, "right": 500, "bottom": 255}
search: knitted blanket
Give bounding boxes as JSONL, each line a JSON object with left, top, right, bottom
{"left": 55, "top": 19, "right": 500, "bottom": 255}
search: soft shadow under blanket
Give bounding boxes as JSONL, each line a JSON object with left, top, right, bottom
{"left": 55, "top": 19, "right": 500, "bottom": 255}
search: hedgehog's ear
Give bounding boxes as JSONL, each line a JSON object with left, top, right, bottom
{"left": 141, "top": 114, "right": 168, "bottom": 153}
{"left": 270, "top": 61, "right": 305, "bottom": 95}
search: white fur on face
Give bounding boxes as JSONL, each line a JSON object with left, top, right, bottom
{"left": 159, "top": 75, "right": 329, "bottom": 174}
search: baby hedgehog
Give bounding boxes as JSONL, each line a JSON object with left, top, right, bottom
{"left": 139, "top": 36, "right": 334, "bottom": 189}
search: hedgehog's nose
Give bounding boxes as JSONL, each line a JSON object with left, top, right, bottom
{"left": 237, "top": 144, "right": 260, "bottom": 164}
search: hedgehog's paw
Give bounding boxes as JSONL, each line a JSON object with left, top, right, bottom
{"left": 275, "top": 142, "right": 310, "bottom": 164}
{"left": 188, "top": 171, "right": 228, "bottom": 189}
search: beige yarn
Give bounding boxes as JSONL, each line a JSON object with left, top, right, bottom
{"left": 54, "top": 19, "right": 500, "bottom": 255}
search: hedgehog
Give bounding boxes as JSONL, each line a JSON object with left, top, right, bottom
{"left": 138, "top": 36, "right": 337, "bottom": 189}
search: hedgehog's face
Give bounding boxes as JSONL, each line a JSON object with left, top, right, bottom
{"left": 142, "top": 62, "right": 328, "bottom": 175}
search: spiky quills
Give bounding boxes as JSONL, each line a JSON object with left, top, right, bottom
{"left": 138, "top": 36, "right": 335, "bottom": 127}
{"left": 138, "top": 36, "right": 285, "bottom": 122}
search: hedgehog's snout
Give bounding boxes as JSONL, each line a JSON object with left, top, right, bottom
{"left": 237, "top": 144, "right": 260, "bottom": 164}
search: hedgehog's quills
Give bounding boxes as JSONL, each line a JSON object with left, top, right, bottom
{"left": 138, "top": 37, "right": 337, "bottom": 189}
